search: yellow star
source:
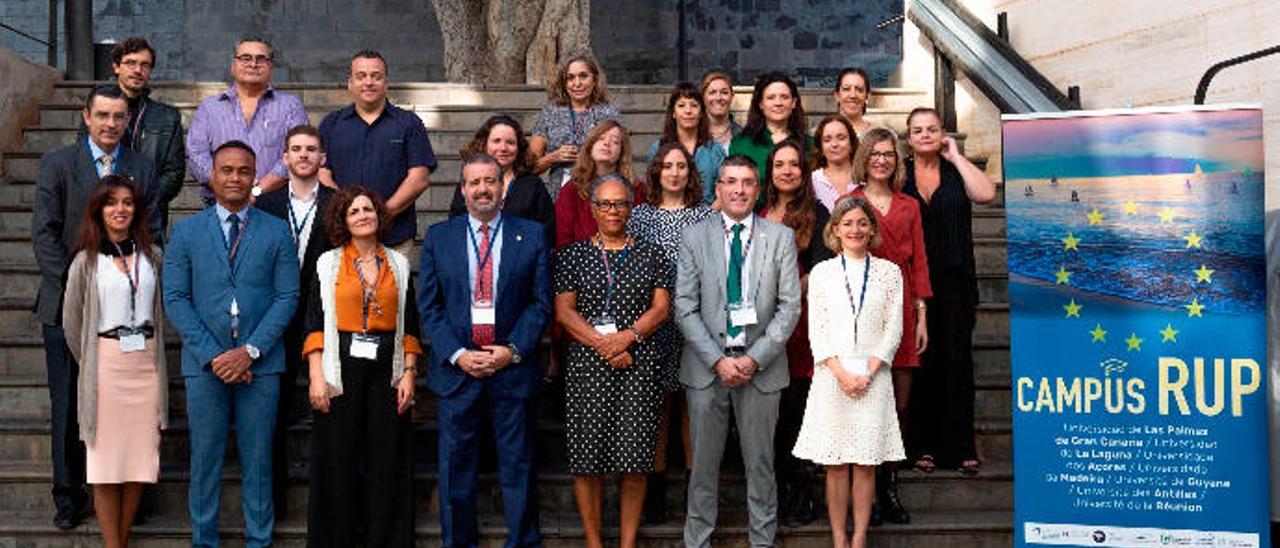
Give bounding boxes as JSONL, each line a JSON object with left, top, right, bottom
{"left": 1159, "top": 324, "right": 1179, "bottom": 342}
{"left": 1158, "top": 207, "right": 1175, "bottom": 223}
{"left": 1184, "top": 297, "right": 1204, "bottom": 318}
{"left": 1122, "top": 201, "right": 1139, "bottom": 215}
{"left": 1061, "top": 232, "right": 1081, "bottom": 251}
{"left": 1193, "top": 264, "right": 1214, "bottom": 284}
{"left": 1184, "top": 230, "right": 1203, "bottom": 249}
{"left": 1086, "top": 208, "right": 1105, "bottom": 226}
{"left": 1125, "top": 333, "right": 1144, "bottom": 351}
{"left": 1063, "top": 299, "right": 1082, "bottom": 318}
{"left": 1054, "top": 266, "right": 1073, "bottom": 285}
{"left": 1089, "top": 323, "right": 1107, "bottom": 343}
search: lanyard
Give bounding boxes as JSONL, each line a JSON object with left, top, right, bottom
{"left": 111, "top": 242, "right": 142, "bottom": 326}
{"left": 287, "top": 196, "right": 317, "bottom": 245}
{"left": 226, "top": 210, "right": 248, "bottom": 263}
{"left": 467, "top": 216, "right": 504, "bottom": 302}
{"left": 354, "top": 255, "right": 385, "bottom": 333}
{"left": 129, "top": 100, "right": 148, "bottom": 149}
{"left": 595, "top": 235, "right": 631, "bottom": 315}
{"left": 841, "top": 254, "right": 871, "bottom": 344}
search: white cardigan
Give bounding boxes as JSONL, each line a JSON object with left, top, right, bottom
{"left": 314, "top": 246, "right": 411, "bottom": 397}
{"left": 807, "top": 254, "right": 904, "bottom": 368}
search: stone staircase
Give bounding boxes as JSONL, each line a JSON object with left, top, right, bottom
{"left": 0, "top": 81, "right": 1012, "bottom": 546}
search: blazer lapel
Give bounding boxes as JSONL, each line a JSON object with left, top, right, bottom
{"left": 495, "top": 218, "right": 520, "bottom": 302}
{"left": 206, "top": 209, "right": 232, "bottom": 274}
{"left": 74, "top": 144, "right": 100, "bottom": 191}
{"left": 747, "top": 218, "right": 769, "bottom": 301}
{"left": 704, "top": 221, "right": 727, "bottom": 306}
{"left": 232, "top": 206, "right": 261, "bottom": 276}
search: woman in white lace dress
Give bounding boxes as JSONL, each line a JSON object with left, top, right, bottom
{"left": 793, "top": 195, "right": 905, "bottom": 548}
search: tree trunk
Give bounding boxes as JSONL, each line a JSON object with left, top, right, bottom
{"left": 432, "top": 0, "right": 584, "bottom": 85}
{"left": 525, "top": 0, "right": 591, "bottom": 85}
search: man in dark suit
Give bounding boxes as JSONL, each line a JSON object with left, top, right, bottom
{"left": 32, "top": 84, "right": 161, "bottom": 530}
{"left": 162, "top": 140, "right": 299, "bottom": 547}
{"left": 418, "top": 153, "right": 551, "bottom": 548}
{"left": 254, "top": 124, "right": 334, "bottom": 519}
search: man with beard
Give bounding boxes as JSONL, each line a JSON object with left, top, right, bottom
{"left": 253, "top": 125, "right": 335, "bottom": 519}
{"left": 417, "top": 153, "right": 551, "bottom": 547}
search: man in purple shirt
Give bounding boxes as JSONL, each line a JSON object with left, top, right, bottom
{"left": 186, "top": 38, "right": 309, "bottom": 204}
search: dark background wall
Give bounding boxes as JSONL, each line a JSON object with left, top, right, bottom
{"left": 1, "top": 0, "right": 902, "bottom": 85}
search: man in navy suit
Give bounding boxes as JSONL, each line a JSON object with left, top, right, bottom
{"left": 163, "top": 140, "right": 299, "bottom": 547}
{"left": 32, "top": 84, "right": 161, "bottom": 529}
{"left": 418, "top": 152, "right": 551, "bottom": 547}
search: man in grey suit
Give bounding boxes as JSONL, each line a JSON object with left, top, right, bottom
{"left": 676, "top": 154, "right": 802, "bottom": 547}
{"left": 32, "top": 84, "right": 160, "bottom": 529}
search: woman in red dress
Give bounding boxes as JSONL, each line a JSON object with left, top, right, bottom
{"left": 842, "top": 127, "right": 931, "bottom": 525}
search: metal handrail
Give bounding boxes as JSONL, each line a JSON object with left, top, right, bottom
{"left": 0, "top": 21, "right": 51, "bottom": 47}
{"left": 1194, "top": 45, "right": 1280, "bottom": 105}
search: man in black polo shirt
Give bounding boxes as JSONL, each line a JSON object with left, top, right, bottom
{"left": 319, "top": 50, "right": 436, "bottom": 256}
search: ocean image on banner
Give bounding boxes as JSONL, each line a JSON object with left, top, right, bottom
{"left": 1003, "top": 107, "right": 1270, "bottom": 547}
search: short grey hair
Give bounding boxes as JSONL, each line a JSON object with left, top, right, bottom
{"left": 460, "top": 152, "right": 501, "bottom": 181}
{"left": 589, "top": 172, "right": 633, "bottom": 202}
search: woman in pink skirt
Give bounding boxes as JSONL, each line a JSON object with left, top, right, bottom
{"left": 62, "top": 175, "right": 167, "bottom": 548}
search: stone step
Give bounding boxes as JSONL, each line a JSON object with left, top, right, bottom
{"left": 0, "top": 415, "right": 1012, "bottom": 480}
{"left": 48, "top": 81, "right": 933, "bottom": 115}
{"left": 0, "top": 508, "right": 1014, "bottom": 547}
{"left": 0, "top": 458, "right": 1013, "bottom": 517}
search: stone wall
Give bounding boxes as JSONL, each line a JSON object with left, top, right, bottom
{"left": 0, "top": 47, "right": 61, "bottom": 178}
{"left": 0, "top": 0, "right": 903, "bottom": 85}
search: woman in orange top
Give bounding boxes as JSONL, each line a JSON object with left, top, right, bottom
{"left": 302, "top": 187, "right": 422, "bottom": 547}
{"left": 844, "top": 128, "right": 932, "bottom": 526}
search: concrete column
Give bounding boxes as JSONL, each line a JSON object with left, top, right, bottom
{"left": 64, "top": 0, "right": 92, "bottom": 80}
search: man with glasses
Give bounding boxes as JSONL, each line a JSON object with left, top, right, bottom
{"left": 187, "top": 37, "right": 308, "bottom": 205}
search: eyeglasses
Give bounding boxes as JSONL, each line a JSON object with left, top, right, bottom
{"left": 119, "top": 60, "right": 153, "bottom": 70}
{"left": 591, "top": 200, "right": 631, "bottom": 212}
{"left": 869, "top": 151, "right": 898, "bottom": 161}
{"left": 234, "top": 54, "right": 273, "bottom": 66}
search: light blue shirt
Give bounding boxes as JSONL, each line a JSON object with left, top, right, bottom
{"left": 87, "top": 138, "right": 121, "bottom": 178}
{"left": 214, "top": 204, "right": 249, "bottom": 247}
{"left": 452, "top": 212, "right": 504, "bottom": 363}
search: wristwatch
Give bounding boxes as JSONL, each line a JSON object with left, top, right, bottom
{"left": 244, "top": 344, "right": 261, "bottom": 360}
{"left": 506, "top": 344, "right": 522, "bottom": 364}
{"left": 250, "top": 185, "right": 263, "bottom": 198}
{"left": 628, "top": 326, "right": 644, "bottom": 343}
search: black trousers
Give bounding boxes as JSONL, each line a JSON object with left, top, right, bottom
{"left": 774, "top": 377, "right": 814, "bottom": 491}
{"left": 42, "top": 324, "right": 86, "bottom": 512}
{"left": 273, "top": 319, "right": 305, "bottom": 516}
{"left": 307, "top": 332, "right": 414, "bottom": 548}
{"left": 907, "top": 281, "right": 978, "bottom": 467}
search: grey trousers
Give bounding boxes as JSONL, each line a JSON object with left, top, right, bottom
{"left": 684, "top": 380, "right": 781, "bottom": 548}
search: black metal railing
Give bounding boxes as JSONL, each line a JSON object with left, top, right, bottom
{"left": 1194, "top": 45, "right": 1280, "bottom": 105}
{"left": 0, "top": 0, "right": 58, "bottom": 67}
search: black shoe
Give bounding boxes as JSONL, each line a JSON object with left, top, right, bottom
{"left": 877, "top": 468, "right": 911, "bottom": 524}
{"left": 54, "top": 506, "right": 82, "bottom": 530}
{"left": 781, "top": 480, "right": 818, "bottom": 526}
{"left": 869, "top": 502, "right": 883, "bottom": 527}
{"left": 643, "top": 472, "right": 667, "bottom": 525}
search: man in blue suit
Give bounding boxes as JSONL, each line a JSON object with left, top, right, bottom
{"left": 163, "top": 140, "right": 299, "bottom": 547}
{"left": 418, "top": 152, "right": 552, "bottom": 547}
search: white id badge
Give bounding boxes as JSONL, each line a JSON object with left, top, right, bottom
{"left": 559, "top": 170, "right": 572, "bottom": 189}
{"left": 471, "top": 306, "right": 496, "bottom": 325}
{"left": 119, "top": 333, "right": 146, "bottom": 353}
{"left": 729, "top": 303, "right": 758, "bottom": 327}
{"left": 592, "top": 315, "right": 618, "bottom": 334}
{"left": 350, "top": 334, "right": 380, "bottom": 360}
{"left": 230, "top": 298, "right": 239, "bottom": 316}
{"left": 840, "top": 356, "right": 869, "bottom": 376}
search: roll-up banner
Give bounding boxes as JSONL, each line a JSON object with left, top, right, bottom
{"left": 1003, "top": 105, "right": 1271, "bottom": 547}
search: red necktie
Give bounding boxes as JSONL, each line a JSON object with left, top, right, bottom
{"left": 472, "top": 222, "right": 495, "bottom": 347}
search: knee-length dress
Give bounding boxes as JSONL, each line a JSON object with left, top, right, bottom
{"left": 554, "top": 239, "right": 672, "bottom": 474}
{"left": 792, "top": 255, "right": 906, "bottom": 465}
{"left": 627, "top": 203, "right": 715, "bottom": 392}
{"left": 847, "top": 188, "right": 932, "bottom": 367}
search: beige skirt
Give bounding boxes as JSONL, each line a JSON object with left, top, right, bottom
{"left": 87, "top": 336, "right": 161, "bottom": 484}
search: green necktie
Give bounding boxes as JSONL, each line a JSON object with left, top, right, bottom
{"left": 727, "top": 223, "right": 744, "bottom": 338}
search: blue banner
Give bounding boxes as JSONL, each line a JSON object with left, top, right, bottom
{"left": 1003, "top": 105, "right": 1271, "bottom": 547}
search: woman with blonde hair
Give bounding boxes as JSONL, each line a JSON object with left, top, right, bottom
{"left": 530, "top": 51, "right": 622, "bottom": 199}
{"left": 554, "top": 119, "right": 640, "bottom": 248}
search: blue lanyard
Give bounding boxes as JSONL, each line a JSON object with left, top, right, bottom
{"left": 596, "top": 235, "right": 631, "bottom": 316}
{"left": 467, "top": 216, "right": 504, "bottom": 300}
{"left": 841, "top": 254, "right": 871, "bottom": 344}
{"left": 287, "top": 196, "right": 317, "bottom": 245}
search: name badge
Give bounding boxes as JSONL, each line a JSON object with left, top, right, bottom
{"left": 592, "top": 315, "right": 618, "bottom": 335}
{"left": 230, "top": 298, "right": 239, "bottom": 316}
{"left": 471, "top": 306, "right": 496, "bottom": 325}
{"left": 840, "top": 355, "right": 869, "bottom": 376}
{"left": 350, "top": 333, "right": 380, "bottom": 360}
{"left": 729, "top": 303, "right": 758, "bottom": 327}
{"left": 119, "top": 333, "right": 146, "bottom": 353}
